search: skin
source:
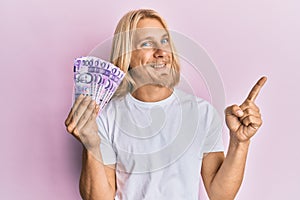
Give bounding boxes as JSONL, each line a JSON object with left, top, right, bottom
{"left": 65, "top": 95, "right": 116, "bottom": 200}
{"left": 201, "top": 76, "right": 267, "bottom": 200}
{"left": 129, "top": 18, "right": 175, "bottom": 101}
{"left": 65, "top": 17, "right": 267, "bottom": 200}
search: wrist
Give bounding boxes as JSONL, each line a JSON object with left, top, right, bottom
{"left": 229, "top": 132, "right": 251, "bottom": 149}
{"left": 82, "top": 144, "right": 102, "bottom": 162}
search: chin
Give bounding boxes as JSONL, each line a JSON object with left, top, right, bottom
{"left": 129, "top": 64, "right": 180, "bottom": 90}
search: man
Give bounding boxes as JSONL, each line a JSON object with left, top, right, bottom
{"left": 65, "top": 9, "right": 267, "bottom": 200}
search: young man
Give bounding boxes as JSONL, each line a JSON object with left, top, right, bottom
{"left": 65, "top": 9, "right": 267, "bottom": 200}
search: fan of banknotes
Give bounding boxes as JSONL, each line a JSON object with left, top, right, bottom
{"left": 73, "top": 56, "right": 125, "bottom": 110}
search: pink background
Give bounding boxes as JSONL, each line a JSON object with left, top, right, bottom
{"left": 1, "top": 0, "right": 299, "bottom": 199}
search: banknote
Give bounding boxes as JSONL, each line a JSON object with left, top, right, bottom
{"left": 73, "top": 56, "right": 125, "bottom": 110}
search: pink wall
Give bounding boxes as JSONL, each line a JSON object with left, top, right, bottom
{"left": 1, "top": 0, "right": 299, "bottom": 199}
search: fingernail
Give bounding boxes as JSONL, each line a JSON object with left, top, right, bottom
{"left": 237, "top": 110, "right": 244, "bottom": 116}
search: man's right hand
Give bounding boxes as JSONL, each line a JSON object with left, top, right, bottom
{"left": 65, "top": 94, "right": 101, "bottom": 152}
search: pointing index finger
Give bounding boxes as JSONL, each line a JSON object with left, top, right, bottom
{"left": 246, "top": 76, "right": 267, "bottom": 102}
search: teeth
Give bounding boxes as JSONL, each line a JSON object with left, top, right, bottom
{"left": 152, "top": 64, "right": 165, "bottom": 68}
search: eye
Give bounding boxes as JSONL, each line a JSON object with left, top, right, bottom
{"left": 141, "top": 41, "right": 153, "bottom": 48}
{"left": 161, "top": 38, "right": 169, "bottom": 44}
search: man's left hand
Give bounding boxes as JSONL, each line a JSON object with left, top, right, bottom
{"left": 225, "top": 76, "right": 267, "bottom": 143}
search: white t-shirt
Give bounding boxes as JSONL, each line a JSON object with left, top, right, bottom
{"left": 97, "top": 89, "right": 224, "bottom": 200}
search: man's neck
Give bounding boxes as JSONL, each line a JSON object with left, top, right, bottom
{"left": 131, "top": 85, "right": 173, "bottom": 102}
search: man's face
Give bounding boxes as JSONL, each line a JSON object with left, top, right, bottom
{"left": 129, "top": 18, "right": 177, "bottom": 89}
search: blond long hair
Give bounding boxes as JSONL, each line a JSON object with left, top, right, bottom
{"left": 110, "top": 9, "right": 180, "bottom": 98}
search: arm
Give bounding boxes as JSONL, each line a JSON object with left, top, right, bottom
{"left": 201, "top": 139, "right": 250, "bottom": 200}
{"left": 65, "top": 95, "right": 116, "bottom": 200}
{"left": 201, "top": 77, "right": 267, "bottom": 200}
{"left": 80, "top": 148, "right": 116, "bottom": 200}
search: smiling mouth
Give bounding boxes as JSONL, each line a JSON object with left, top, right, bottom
{"left": 150, "top": 63, "right": 167, "bottom": 69}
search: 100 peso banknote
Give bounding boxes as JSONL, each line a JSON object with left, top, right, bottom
{"left": 73, "top": 56, "right": 125, "bottom": 109}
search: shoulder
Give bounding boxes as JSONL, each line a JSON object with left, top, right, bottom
{"left": 97, "top": 94, "right": 128, "bottom": 121}
{"left": 174, "top": 88, "right": 213, "bottom": 109}
{"left": 174, "top": 89, "right": 221, "bottom": 122}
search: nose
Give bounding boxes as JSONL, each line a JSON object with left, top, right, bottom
{"left": 154, "top": 48, "right": 168, "bottom": 58}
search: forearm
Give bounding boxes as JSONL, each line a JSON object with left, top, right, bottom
{"left": 80, "top": 148, "right": 115, "bottom": 200}
{"left": 209, "top": 134, "right": 250, "bottom": 200}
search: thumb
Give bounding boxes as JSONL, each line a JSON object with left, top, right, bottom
{"left": 225, "top": 104, "right": 244, "bottom": 118}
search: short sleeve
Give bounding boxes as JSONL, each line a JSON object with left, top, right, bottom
{"left": 202, "top": 105, "right": 224, "bottom": 153}
{"left": 96, "top": 112, "right": 117, "bottom": 165}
